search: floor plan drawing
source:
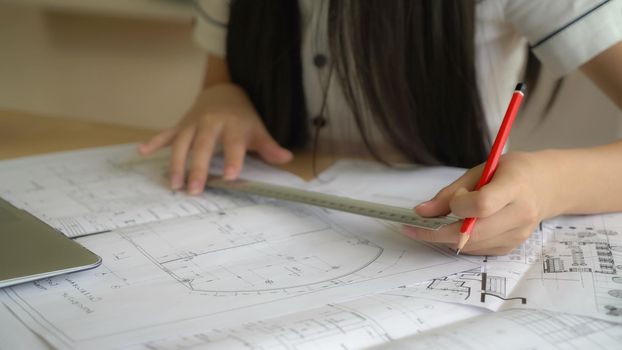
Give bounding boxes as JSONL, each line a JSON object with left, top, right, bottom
{"left": 419, "top": 267, "right": 526, "bottom": 305}
{"left": 1, "top": 190, "right": 475, "bottom": 349}
{"left": 2, "top": 149, "right": 622, "bottom": 349}
{"left": 511, "top": 221, "right": 622, "bottom": 321}
{"left": 125, "top": 291, "right": 484, "bottom": 350}
{"left": 423, "top": 273, "right": 475, "bottom": 301}
{"left": 125, "top": 287, "right": 622, "bottom": 350}
{"left": 0, "top": 144, "right": 304, "bottom": 237}
{"left": 386, "top": 220, "right": 622, "bottom": 323}
{"left": 310, "top": 160, "right": 622, "bottom": 323}
{"left": 118, "top": 205, "right": 385, "bottom": 294}
{"left": 379, "top": 308, "right": 622, "bottom": 350}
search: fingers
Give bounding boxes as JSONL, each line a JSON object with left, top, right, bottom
{"left": 169, "top": 127, "right": 196, "bottom": 190}
{"left": 403, "top": 221, "right": 462, "bottom": 244}
{"left": 415, "top": 164, "right": 483, "bottom": 217}
{"left": 138, "top": 128, "right": 178, "bottom": 155}
{"left": 404, "top": 202, "right": 536, "bottom": 255}
{"left": 157, "top": 84, "right": 290, "bottom": 192}
{"left": 186, "top": 123, "right": 222, "bottom": 194}
{"left": 458, "top": 229, "right": 520, "bottom": 255}
{"left": 417, "top": 165, "right": 518, "bottom": 220}
{"left": 163, "top": 124, "right": 281, "bottom": 192}
{"left": 449, "top": 177, "right": 518, "bottom": 219}
{"left": 454, "top": 204, "right": 532, "bottom": 253}
{"left": 410, "top": 153, "right": 546, "bottom": 256}
{"left": 223, "top": 132, "right": 247, "bottom": 180}
{"left": 252, "top": 131, "right": 293, "bottom": 165}
{"left": 153, "top": 115, "right": 290, "bottom": 193}
{"left": 458, "top": 227, "right": 533, "bottom": 256}
{"left": 467, "top": 203, "right": 533, "bottom": 240}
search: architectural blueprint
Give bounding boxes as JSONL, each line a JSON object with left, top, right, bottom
{"left": 510, "top": 216, "right": 622, "bottom": 320}
{"left": 124, "top": 290, "right": 484, "bottom": 349}
{"left": 0, "top": 144, "right": 304, "bottom": 237}
{"left": 369, "top": 217, "right": 622, "bottom": 324}
{"left": 1, "top": 148, "right": 621, "bottom": 349}
{"left": 0, "top": 145, "right": 476, "bottom": 349}
{"left": 307, "top": 159, "right": 465, "bottom": 208}
{"left": 311, "top": 160, "right": 622, "bottom": 323}
{"left": 377, "top": 308, "right": 622, "bottom": 350}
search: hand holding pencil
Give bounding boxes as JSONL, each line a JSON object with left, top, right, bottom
{"left": 404, "top": 83, "right": 552, "bottom": 256}
{"left": 456, "top": 83, "right": 526, "bottom": 254}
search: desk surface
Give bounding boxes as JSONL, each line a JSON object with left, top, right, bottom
{"left": 2, "top": 112, "right": 619, "bottom": 350}
{"left": 0, "top": 109, "right": 334, "bottom": 180}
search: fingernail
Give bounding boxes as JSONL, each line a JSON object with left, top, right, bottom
{"left": 283, "top": 150, "right": 293, "bottom": 160}
{"left": 137, "top": 144, "right": 148, "bottom": 154}
{"left": 188, "top": 180, "right": 202, "bottom": 194}
{"left": 223, "top": 166, "right": 237, "bottom": 180}
{"left": 170, "top": 174, "right": 183, "bottom": 190}
{"left": 402, "top": 226, "right": 417, "bottom": 239}
{"left": 415, "top": 200, "right": 432, "bottom": 209}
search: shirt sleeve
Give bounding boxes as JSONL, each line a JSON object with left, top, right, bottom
{"left": 502, "top": 0, "right": 622, "bottom": 77}
{"left": 193, "top": 0, "right": 230, "bottom": 57}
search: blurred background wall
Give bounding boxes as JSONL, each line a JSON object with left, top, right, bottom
{"left": 0, "top": 0, "right": 620, "bottom": 150}
{"left": 0, "top": 0, "right": 203, "bottom": 130}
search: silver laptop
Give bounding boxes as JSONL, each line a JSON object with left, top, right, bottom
{"left": 0, "top": 197, "right": 101, "bottom": 288}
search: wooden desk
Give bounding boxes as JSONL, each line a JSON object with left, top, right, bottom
{"left": 0, "top": 109, "right": 333, "bottom": 180}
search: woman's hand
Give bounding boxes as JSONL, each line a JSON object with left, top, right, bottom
{"left": 137, "top": 83, "right": 292, "bottom": 194}
{"left": 404, "top": 152, "right": 562, "bottom": 255}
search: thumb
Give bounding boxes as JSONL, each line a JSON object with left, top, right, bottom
{"left": 253, "top": 132, "right": 293, "bottom": 164}
{"left": 416, "top": 165, "right": 484, "bottom": 217}
{"left": 416, "top": 187, "right": 469, "bottom": 217}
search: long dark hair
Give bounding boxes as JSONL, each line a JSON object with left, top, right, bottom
{"left": 226, "top": 0, "right": 537, "bottom": 168}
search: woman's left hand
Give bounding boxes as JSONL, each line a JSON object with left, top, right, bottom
{"left": 404, "top": 152, "right": 562, "bottom": 255}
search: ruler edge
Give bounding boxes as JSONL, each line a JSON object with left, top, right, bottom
{"left": 206, "top": 177, "right": 457, "bottom": 230}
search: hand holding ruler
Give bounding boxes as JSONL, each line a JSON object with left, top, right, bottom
{"left": 206, "top": 177, "right": 457, "bottom": 230}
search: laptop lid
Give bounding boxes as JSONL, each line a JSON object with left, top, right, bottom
{"left": 0, "top": 197, "right": 101, "bottom": 288}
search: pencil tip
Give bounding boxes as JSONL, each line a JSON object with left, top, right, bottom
{"left": 456, "top": 233, "right": 470, "bottom": 255}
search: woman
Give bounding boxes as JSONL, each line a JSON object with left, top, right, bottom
{"left": 139, "top": 0, "right": 622, "bottom": 255}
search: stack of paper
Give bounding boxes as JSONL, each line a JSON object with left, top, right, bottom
{"left": 0, "top": 145, "right": 620, "bottom": 349}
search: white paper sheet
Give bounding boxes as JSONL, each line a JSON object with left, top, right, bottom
{"left": 124, "top": 290, "right": 484, "bottom": 350}
{"left": 0, "top": 146, "right": 476, "bottom": 349}
{"left": 3, "top": 150, "right": 619, "bottom": 349}
{"left": 2, "top": 207, "right": 475, "bottom": 349}
{"left": 309, "top": 160, "right": 622, "bottom": 323}
{"left": 308, "top": 159, "right": 465, "bottom": 208}
{"left": 375, "top": 308, "right": 622, "bottom": 350}
{"left": 0, "top": 144, "right": 304, "bottom": 237}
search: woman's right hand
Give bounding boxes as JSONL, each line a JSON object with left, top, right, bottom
{"left": 138, "top": 83, "right": 293, "bottom": 195}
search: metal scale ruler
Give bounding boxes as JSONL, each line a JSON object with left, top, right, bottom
{"left": 206, "top": 177, "right": 457, "bottom": 230}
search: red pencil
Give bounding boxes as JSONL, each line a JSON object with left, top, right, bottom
{"left": 456, "top": 83, "right": 526, "bottom": 255}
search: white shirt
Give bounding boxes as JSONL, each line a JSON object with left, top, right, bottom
{"left": 193, "top": 0, "right": 622, "bottom": 159}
